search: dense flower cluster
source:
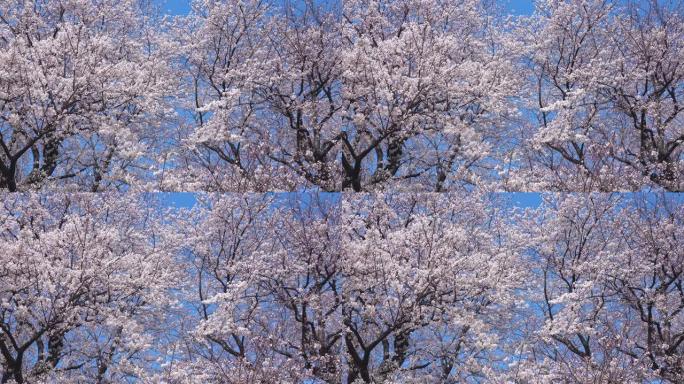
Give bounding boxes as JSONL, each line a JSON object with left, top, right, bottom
{"left": 0, "top": 0, "right": 681, "bottom": 192}
{"left": 1, "top": 0, "right": 682, "bottom": 383}
{"left": 0, "top": 192, "right": 682, "bottom": 383}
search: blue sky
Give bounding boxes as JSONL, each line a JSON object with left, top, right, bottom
{"left": 158, "top": 192, "right": 198, "bottom": 208}
{"left": 498, "top": 0, "right": 535, "bottom": 15}
{"left": 156, "top": 0, "right": 536, "bottom": 16}
{"left": 157, "top": 192, "right": 543, "bottom": 209}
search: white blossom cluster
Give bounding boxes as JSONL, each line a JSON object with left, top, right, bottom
{"left": 0, "top": 0, "right": 681, "bottom": 192}
{"left": 0, "top": 192, "right": 682, "bottom": 383}
{"left": 0, "top": 0, "right": 682, "bottom": 383}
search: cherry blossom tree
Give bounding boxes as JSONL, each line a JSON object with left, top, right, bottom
{"left": 336, "top": 193, "right": 526, "bottom": 382}
{"left": 159, "top": 0, "right": 293, "bottom": 192}
{"left": 509, "top": 0, "right": 684, "bottom": 191}
{"left": 0, "top": 193, "right": 180, "bottom": 383}
{"left": 511, "top": 193, "right": 684, "bottom": 383}
{"left": 162, "top": 192, "right": 527, "bottom": 383}
{"left": 1, "top": 0, "right": 680, "bottom": 193}
{"left": 169, "top": 0, "right": 519, "bottom": 192}
{"left": 0, "top": 191, "right": 680, "bottom": 383}
{"left": 2, "top": 3, "right": 684, "bottom": 382}
{"left": 155, "top": 194, "right": 339, "bottom": 383}
{"left": 330, "top": 0, "right": 518, "bottom": 191}
{"left": 0, "top": 0, "right": 176, "bottom": 192}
